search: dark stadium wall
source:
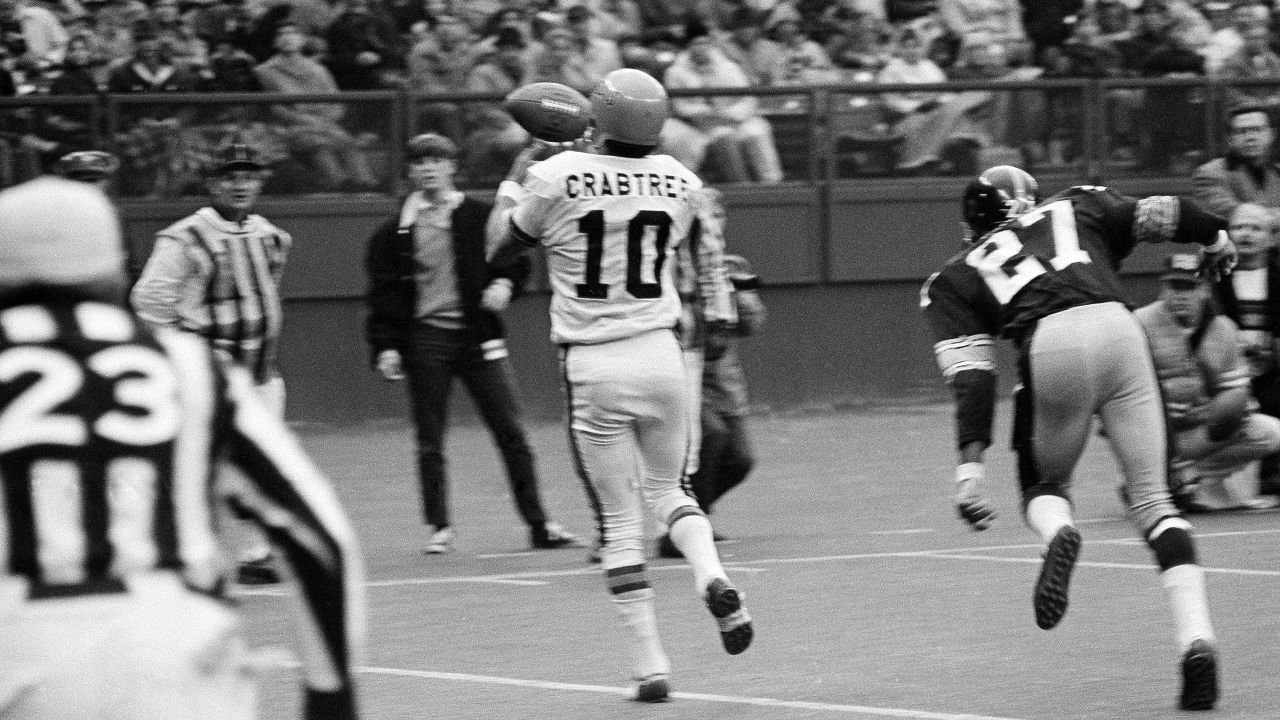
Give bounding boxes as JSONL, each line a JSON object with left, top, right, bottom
{"left": 120, "top": 177, "right": 1178, "bottom": 426}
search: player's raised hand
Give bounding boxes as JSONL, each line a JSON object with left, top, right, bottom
{"left": 954, "top": 462, "right": 996, "bottom": 531}
{"left": 1198, "top": 231, "right": 1238, "bottom": 282}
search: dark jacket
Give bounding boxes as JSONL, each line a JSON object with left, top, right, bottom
{"left": 364, "top": 194, "right": 531, "bottom": 365}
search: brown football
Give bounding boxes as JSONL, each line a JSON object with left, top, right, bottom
{"left": 503, "top": 82, "right": 592, "bottom": 143}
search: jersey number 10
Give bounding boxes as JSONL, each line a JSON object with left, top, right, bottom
{"left": 575, "top": 209, "right": 673, "bottom": 300}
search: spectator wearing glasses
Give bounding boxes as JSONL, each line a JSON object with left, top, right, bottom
{"left": 1192, "top": 105, "right": 1280, "bottom": 220}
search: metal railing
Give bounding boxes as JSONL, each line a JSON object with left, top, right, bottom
{"left": 0, "top": 76, "right": 1269, "bottom": 197}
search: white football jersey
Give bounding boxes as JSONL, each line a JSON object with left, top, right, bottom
{"left": 511, "top": 150, "right": 703, "bottom": 345}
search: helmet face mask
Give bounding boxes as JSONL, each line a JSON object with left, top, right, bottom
{"left": 961, "top": 165, "right": 1039, "bottom": 240}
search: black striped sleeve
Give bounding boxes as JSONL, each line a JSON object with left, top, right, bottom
{"left": 219, "top": 365, "right": 366, "bottom": 702}
{"left": 510, "top": 217, "right": 541, "bottom": 248}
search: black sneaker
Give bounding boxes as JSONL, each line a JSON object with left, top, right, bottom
{"left": 531, "top": 522, "right": 583, "bottom": 549}
{"left": 704, "top": 577, "right": 753, "bottom": 655}
{"left": 1033, "top": 525, "right": 1082, "bottom": 630}
{"left": 237, "top": 557, "right": 281, "bottom": 585}
{"left": 633, "top": 674, "right": 671, "bottom": 702}
{"left": 1179, "top": 638, "right": 1219, "bottom": 711}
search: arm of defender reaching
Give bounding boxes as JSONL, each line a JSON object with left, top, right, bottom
{"left": 921, "top": 267, "right": 1001, "bottom": 530}
{"left": 219, "top": 365, "right": 367, "bottom": 720}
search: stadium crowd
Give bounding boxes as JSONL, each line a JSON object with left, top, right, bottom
{"left": 6, "top": 0, "right": 1280, "bottom": 192}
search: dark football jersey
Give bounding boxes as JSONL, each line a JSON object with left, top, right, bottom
{"left": 925, "top": 186, "right": 1226, "bottom": 344}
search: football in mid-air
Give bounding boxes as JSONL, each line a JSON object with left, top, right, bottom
{"left": 503, "top": 82, "right": 592, "bottom": 143}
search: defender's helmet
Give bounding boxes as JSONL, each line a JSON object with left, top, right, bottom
{"left": 962, "top": 165, "right": 1039, "bottom": 239}
{"left": 590, "top": 68, "right": 669, "bottom": 147}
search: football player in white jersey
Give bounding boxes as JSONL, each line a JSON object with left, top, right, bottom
{"left": 488, "top": 69, "right": 753, "bottom": 702}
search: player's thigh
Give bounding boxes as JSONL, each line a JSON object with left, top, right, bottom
{"left": 1026, "top": 317, "right": 1099, "bottom": 483}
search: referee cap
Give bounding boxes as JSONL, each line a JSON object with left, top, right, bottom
{"left": 0, "top": 176, "right": 124, "bottom": 291}
{"left": 209, "top": 142, "right": 268, "bottom": 176}
{"left": 1161, "top": 253, "right": 1203, "bottom": 287}
{"left": 54, "top": 150, "right": 120, "bottom": 182}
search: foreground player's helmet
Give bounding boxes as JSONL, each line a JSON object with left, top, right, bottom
{"left": 0, "top": 176, "right": 124, "bottom": 295}
{"left": 961, "top": 165, "right": 1039, "bottom": 239}
{"left": 590, "top": 68, "right": 669, "bottom": 147}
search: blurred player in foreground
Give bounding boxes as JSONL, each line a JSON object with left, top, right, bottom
{"left": 487, "top": 69, "right": 753, "bottom": 702}
{"left": 0, "top": 177, "right": 365, "bottom": 719}
{"left": 921, "top": 166, "right": 1235, "bottom": 711}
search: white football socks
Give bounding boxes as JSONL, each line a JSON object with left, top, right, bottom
{"left": 668, "top": 513, "right": 726, "bottom": 594}
{"left": 612, "top": 592, "right": 671, "bottom": 679}
{"left": 1161, "top": 563, "right": 1216, "bottom": 652}
{"left": 1026, "top": 495, "right": 1074, "bottom": 544}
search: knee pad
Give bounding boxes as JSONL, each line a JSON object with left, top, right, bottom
{"left": 1147, "top": 518, "right": 1197, "bottom": 571}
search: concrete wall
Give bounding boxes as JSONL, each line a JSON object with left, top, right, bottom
{"left": 120, "top": 175, "right": 1183, "bottom": 425}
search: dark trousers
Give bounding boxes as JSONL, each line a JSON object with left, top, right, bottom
{"left": 403, "top": 323, "right": 547, "bottom": 529}
{"left": 1252, "top": 371, "right": 1280, "bottom": 492}
{"left": 689, "top": 409, "right": 754, "bottom": 514}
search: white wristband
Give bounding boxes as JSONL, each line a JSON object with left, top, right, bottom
{"left": 1204, "top": 231, "right": 1230, "bottom": 254}
{"left": 956, "top": 462, "right": 984, "bottom": 483}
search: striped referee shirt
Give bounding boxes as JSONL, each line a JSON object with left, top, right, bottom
{"left": 0, "top": 291, "right": 364, "bottom": 700}
{"left": 131, "top": 207, "right": 292, "bottom": 384}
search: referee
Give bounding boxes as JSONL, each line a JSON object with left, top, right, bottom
{"left": 131, "top": 142, "right": 292, "bottom": 583}
{"left": 0, "top": 176, "right": 364, "bottom": 720}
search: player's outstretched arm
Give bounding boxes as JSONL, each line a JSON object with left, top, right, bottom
{"left": 220, "top": 366, "right": 367, "bottom": 720}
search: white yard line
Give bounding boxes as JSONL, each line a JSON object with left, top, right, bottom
{"left": 358, "top": 665, "right": 1031, "bottom": 720}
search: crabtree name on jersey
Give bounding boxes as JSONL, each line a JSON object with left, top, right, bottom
{"left": 564, "top": 172, "right": 692, "bottom": 200}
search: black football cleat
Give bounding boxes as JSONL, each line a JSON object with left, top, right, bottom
{"left": 1179, "top": 638, "right": 1219, "bottom": 711}
{"left": 704, "top": 578, "right": 753, "bottom": 655}
{"left": 633, "top": 674, "right": 671, "bottom": 703}
{"left": 1033, "top": 525, "right": 1082, "bottom": 630}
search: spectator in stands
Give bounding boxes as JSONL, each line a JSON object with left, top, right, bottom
{"left": 719, "top": 6, "right": 785, "bottom": 85}
{"left": 404, "top": 13, "right": 476, "bottom": 139}
{"left": 581, "top": 0, "right": 642, "bottom": 41}
{"left": 41, "top": 32, "right": 99, "bottom": 149}
{"left": 823, "top": 5, "right": 892, "bottom": 75}
{"left": 564, "top": 4, "right": 620, "bottom": 84}
{"left": 256, "top": 22, "right": 379, "bottom": 191}
{"left": 1095, "top": 0, "right": 1135, "bottom": 44}
{"left": 389, "top": 0, "right": 447, "bottom": 37}
{"left": 665, "top": 19, "right": 784, "bottom": 184}
{"left": 1192, "top": 104, "right": 1280, "bottom": 219}
{"left": 1136, "top": 251, "right": 1280, "bottom": 512}
{"left": 765, "top": 8, "right": 835, "bottom": 82}
{"left": 936, "top": 0, "right": 1030, "bottom": 65}
{"left": 150, "top": 0, "right": 206, "bottom": 70}
{"left": 637, "top": 0, "right": 708, "bottom": 37}
{"left": 1116, "top": 0, "right": 1208, "bottom": 172}
{"left": 1216, "top": 24, "right": 1280, "bottom": 109}
{"left": 528, "top": 23, "right": 593, "bottom": 91}
{"left": 877, "top": 27, "right": 985, "bottom": 174}
{"left": 461, "top": 25, "right": 530, "bottom": 184}
{"left": 1210, "top": 203, "right": 1280, "bottom": 498}
{"left": 181, "top": 0, "right": 252, "bottom": 55}
{"left": 1020, "top": 0, "right": 1085, "bottom": 67}
{"left": 108, "top": 21, "right": 200, "bottom": 196}
{"left": 1202, "top": 1, "right": 1267, "bottom": 75}
{"left": 324, "top": 0, "right": 403, "bottom": 90}
{"left": 1040, "top": 11, "right": 1125, "bottom": 164}
{"left": 202, "top": 40, "right": 261, "bottom": 90}
{"left": 948, "top": 39, "right": 1045, "bottom": 165}
{"left": 0, "top": 0, "right": 68, "bottom": 71}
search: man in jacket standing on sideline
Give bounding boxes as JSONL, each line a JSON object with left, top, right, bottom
{"left": 365, "top": 132, "right": 581, "bottom": 554}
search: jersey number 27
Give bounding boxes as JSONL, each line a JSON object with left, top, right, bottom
{"left": 965, "top": 200, "right": 1091, "bottom": 304}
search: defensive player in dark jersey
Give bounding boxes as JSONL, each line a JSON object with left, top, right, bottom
{"left": 920, "top": 165, "right": 1237, "bottom": 712}
{"left": 0, "top": 177, "right": 364, "bottom": 720}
